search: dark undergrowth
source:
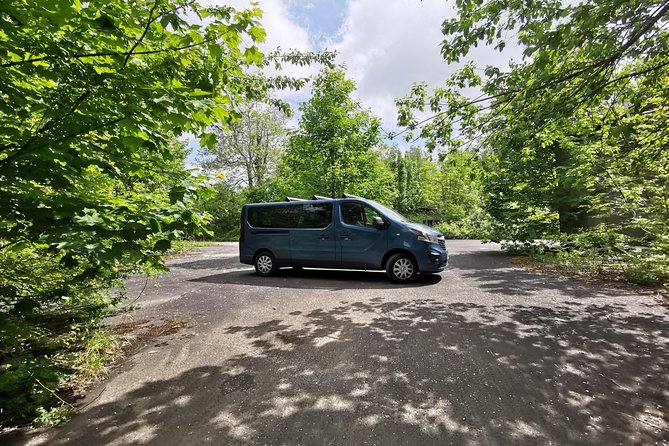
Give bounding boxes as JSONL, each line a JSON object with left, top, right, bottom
{"left": 506, "top": 242, "right": 669, "bottom": 293}
{"left": 1, "top": 246, "right": 130, "bottom": 430}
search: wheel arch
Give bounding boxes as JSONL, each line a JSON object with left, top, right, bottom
{"left": 253, "top": 248, "right": 274, "bottom": 263}
{"left": 382, "top": 248, "right": 418, "bottom": 271}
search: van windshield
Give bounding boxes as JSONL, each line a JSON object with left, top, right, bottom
{"left": 369, "top": 201, "right": 408, "bottom": 222}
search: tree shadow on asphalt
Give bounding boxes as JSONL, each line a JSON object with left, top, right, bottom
{"left": 451, "top": 251, "right": 637, "bottom": 299}
{"left": 30, "top": 297, "right": 669, "bottom": 445}
{"left": 189, "top": 268, "right": 442, "bottom": 290}
{"left": 13, "top": 248, "right": 667, "bottom": 445}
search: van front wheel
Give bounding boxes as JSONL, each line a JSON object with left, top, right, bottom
{"left": 255, "top": 251, "right": 277, "bottom": 277}
{"left": 386, "top": 253, "right": 417, "bottom": 283}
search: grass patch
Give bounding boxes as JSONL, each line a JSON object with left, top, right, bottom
{"left": 167, "top": 240, "right": 220, "bottom": 257}
{"left": 0, "top": 321, "right": 121, "bottom": 428}
{"left": 71, "top": 330, "right": 121, "bottom": 386}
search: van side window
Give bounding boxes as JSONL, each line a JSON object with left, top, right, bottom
{"left": 248, "top": 203, "right": 332, "bottom": 228}
{"left": 295, "top": 204, "right": 332, "bottom": 228}
{"left": 341, "top": 203, "right": 382, "bottom": 227}
{"left": 248, "top": 205, "right": 292, "bottom": 228}
{"left": 363, "top": 206, "right": 382, "bottom": 227}
{"left": 341, "top": 203, "right": 365, "bottom": 226}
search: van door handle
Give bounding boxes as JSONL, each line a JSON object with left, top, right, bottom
{"left": 320, "top": 235, "right": 329, "bottom": 240}
{"left": 340, "top": 234, "right": 351, "bottom": 240}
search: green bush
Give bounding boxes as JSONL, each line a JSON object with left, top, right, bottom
{"left": 519, "top": 228, "right": 669, "bottom": 286}
{"left": 434, "top": 208, "right": 492, "bottom": 239}
{"left": 195, "top": 182, "right": 245, "bottom": 241}
{"left": 0, "top": 245, "right": 121, "bottom": 426}
{"left": 621, "top": 238, "right": 669, "bottom": 285}
{"left": 0, "top": 356, "right": 67, "bottom": 425}
{"left": 32, "top": 406, "right": 79, "bottom": 428}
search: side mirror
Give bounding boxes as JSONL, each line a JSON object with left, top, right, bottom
{"left": 372, "top": 216, "right": 386, "bottom": 230}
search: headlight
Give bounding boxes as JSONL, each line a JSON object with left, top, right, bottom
{"left": 409, "top": 227, "right": 438, "bottom": 243}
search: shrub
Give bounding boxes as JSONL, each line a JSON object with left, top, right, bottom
{"left": 0, "top": 245, "right": 121, "bottom": 426}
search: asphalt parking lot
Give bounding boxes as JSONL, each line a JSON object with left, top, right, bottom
{"left": 15, "top": 240, "right": 669, "bottom": 445}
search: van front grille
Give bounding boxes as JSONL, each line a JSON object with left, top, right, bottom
{"left": 438, "top": 237, "right": 446, "bottom": 250}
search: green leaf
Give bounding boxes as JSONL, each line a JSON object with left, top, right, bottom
{"left": 249, "top": 26, "right": 266, "bottom": 42}
{"left": 244, "top": 46, "right": 263, "bottom": 65}
{"left": 153, "top": 239, "right": 172, "bottom": 252}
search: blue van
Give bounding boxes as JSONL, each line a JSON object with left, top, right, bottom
{"left": 239, "top": 195, "right": 448, "bottom": 283}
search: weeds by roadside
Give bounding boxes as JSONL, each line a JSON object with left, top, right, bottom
{"left": 166, "top": 240, "right": 219, "bottom": 257}
{"left": 0, "top": 242, "right": 121, "bottom": 429}
{"left": 0, "top": 241, "right": 201, "bottom": 430}
{"left": 26, "top": 331, "right": 119, "bottom": 429}
{"left": 500, "top": 227, "right": 669, "bottom": 290}
{"left": 0, "top": 316, "right": 120, "bottom": 429}
{"left": 512, "top": 252, "right": 668, "bottom": 299}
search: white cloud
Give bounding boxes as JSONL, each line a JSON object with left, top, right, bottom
{"left": 255, "top": 1, "right": 311, "bottom": 52}
{"left": 186, "top": 0, "right": 523, "bottom": 159}
{"left": 211, "top": 0, "right": 318, "bottom": 102}
{"left": 254, "top": 0, "right": 320, "bottom": 105}
{"left": 332, "top": 0, "right": 522, "bottom": 136}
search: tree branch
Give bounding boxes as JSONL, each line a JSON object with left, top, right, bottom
{"left": 0, "top": 115, "right": 129, "bottom": 173}
{"left": 396, "top": 1, "right": 669, "bottom": 139}
{"left": 123, "top": 0, "right": 160, "bottom": 68}
{"left": 2, "top": 36, "right": 218, "bottom": 69}
{"left": 577, "top": 59, "right": 669, "bottom": 109}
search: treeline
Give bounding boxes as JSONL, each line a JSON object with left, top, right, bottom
{"left": 395, "top": 0, "right": 669, "bottom": 285}
{"left": 200, "top": 0, "right": 669, "bottom": 287}
{"left": 197, "top": 68, "right": 490, "bottom": 241}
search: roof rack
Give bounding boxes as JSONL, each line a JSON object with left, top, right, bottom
{"left": 285, "top": 197, "right": 306, "bottom": 202}
{"left": 341, "top": 193, "right": 363, "bottom": 199}
{"left": 312, "top": 195, "right": 332, "bottom": 200}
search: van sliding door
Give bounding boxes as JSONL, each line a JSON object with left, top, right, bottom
{"left": 337, "top": 202, "right": 387, "bottom": 269}
{"left": 289, "top": 203, "right": 336, "bottom": 268}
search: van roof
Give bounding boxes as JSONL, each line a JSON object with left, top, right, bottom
{"left": 246, "top": 196, "right": 370, "bottom": 207}
{"left": 249, "top": 194, "right": 369, "bottom": 206}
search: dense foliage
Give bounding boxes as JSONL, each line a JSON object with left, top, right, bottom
{"left": 397, "top": 0, "right": 669, "bottom": 283}
{"left": 194, "top": 180, "right": 246, "bottom": 241}
{"left": 0, "top": 0, "right": 298, "bottom": 425}
{"left": 386, "top": 146, "right": 436, "bottom": 218}
{"left": 383, "top": 147, "right": 489, "bottom": 238}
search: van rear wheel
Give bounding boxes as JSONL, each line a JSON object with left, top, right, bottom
{"left": 386, "top": 253, "right": 417, "bottom": 283}
{"left": 255, "top": 251, "right": 277, "bottom": 277}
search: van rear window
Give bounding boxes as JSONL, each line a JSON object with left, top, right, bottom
{"left": 247, "top": 203, "right": 332, "bottom": 229}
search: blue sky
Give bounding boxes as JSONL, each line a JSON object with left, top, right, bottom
{"left": 286, "top": 0, "right": 348, "bottom": 50}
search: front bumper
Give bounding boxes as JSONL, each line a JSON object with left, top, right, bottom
{"left": 417, "top": 244, "right": 449, "bottom": 273}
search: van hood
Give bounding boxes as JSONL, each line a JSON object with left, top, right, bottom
{"left": 407, "top": 222, "right": 443, "bottom": 237}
